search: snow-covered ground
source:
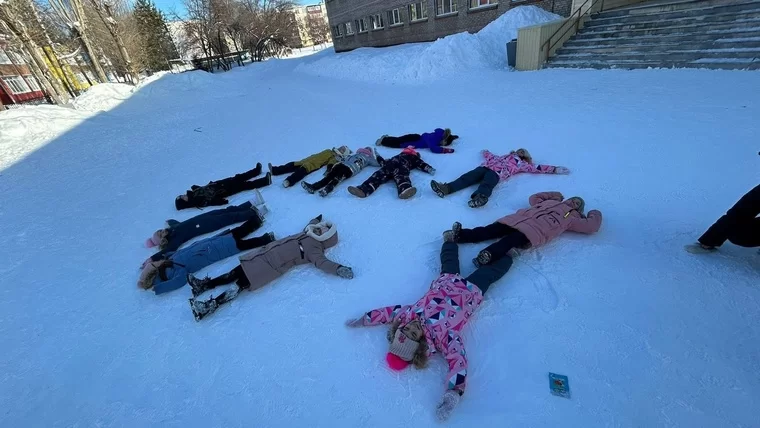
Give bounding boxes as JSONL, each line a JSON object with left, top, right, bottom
{"left": 0, "top": 6, "right": 759, "bottom": 427}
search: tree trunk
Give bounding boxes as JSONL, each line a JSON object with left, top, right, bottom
{"left": 71, "top": 0, "right": 109, "bottom": 83}
{"left": 92, "top": 1, "right": 138, "bottom": 84}
{"left": 0, "top": 19, "right": 67, "bottom": 104}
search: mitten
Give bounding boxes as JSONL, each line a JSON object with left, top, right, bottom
{"left": 337, "top": 266, "right": 354, "bottom": 279}
{"left": 425, "top": 166, "right": 436, "bottom": 175}
{"left": 442, "top": 148, "right": 455, "bottom": 154}
{"left": 436, "top": 390, "right": 461, "bottom": 421}
{"left": 345, "top": 317, "right": 364, "bottom": 327}
{"left": 554, "top": 166, "right": 570, "bottom": 175}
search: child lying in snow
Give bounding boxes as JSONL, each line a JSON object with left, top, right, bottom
{"left": 375, "top": 128, "right": 459, "bottom": 154}
{"left": 147, "top": 192, "right": 267, "bottom": 256}
{"left": 174, "top": 162, "right": 271, "bottom": 210}
{"left": 347, "top": 147, "right": 435, "bottom": 200}
{"left": 269, "top": 146, "right": 351, "bottom": 188}
{"left": 187, "top": 215, "right": 354, "bottom": 321}
{"left": 345, "top": 237, "right": 514, "bottom": 421}
{"left": 450, "top": 192, "right": 602, "bottom": 267}
{"left": 138, "top": 217, "right": 273, "bottom": 295}
{"left": 301, "top": 147, "right": 383, "bottom": 196}
{"left": 431, "top": 148, "right": 569, "bottom": 208}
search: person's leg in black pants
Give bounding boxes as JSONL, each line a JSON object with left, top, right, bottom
{"left": 230, "top": 217, "right": 262, "bottom": 241}
{"left": 304, "top": 164, "right": 352, "bottom": 193}
{"left": 466, "top": 255, "right": 514, "bottom": 295}
{"left": 230, "top": 217, "right": 273, "bottom": 251}
{"left": 188, "top": 265, "right": 250, "bottom": 320}
{"left": 219, "top": 174, "right": 271, "bottom": 197}
{"left": 458, "top": 222, "right": 514, "bottom": 243}
{"left": 699, "top": 184, "right": 760, "bottom": 248}
{"left": 440, "top": 241, "right": 460, "bottom": 275}
{"left": 378, "top": 134, "right": 421, "bottom": 148}
{"left": 727, "top": 217, "right": 760, "bottom": 248}
{"left": 270, "top": 162, "right": 297, "bottom": 176}
{"left": 476, "top": 228, "right": 530, "bottom": 266}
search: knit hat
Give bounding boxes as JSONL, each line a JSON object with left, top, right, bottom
{"left": 175, "top": 195, "right": 192, "bottom": 210}
{"left": 147, "top": 228, "right": 169, "bottom": 248}
{"left": 387, "top": 328, "right": 418, "bottom": 370}
{"left": 145, "top": 238, "right": 156, "bottom": 248}
{"left": 567, "top": 196, "right": 585, "bottom": 214}
{"left": 401, "top": 146, "right": 418, "bottom": 156}
{"left": 356, "top": 147, "right": 372, "bottom": 156}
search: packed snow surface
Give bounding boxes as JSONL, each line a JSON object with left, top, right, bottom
{"left": 0, "top": 7, "right": 759, "bottom": 427}
{"left": 295, "top": 6, "right": 561, "bottom": 83}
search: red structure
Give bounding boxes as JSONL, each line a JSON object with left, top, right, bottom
{"left": 0, "top": 47, "right": 47, "bottom": 106}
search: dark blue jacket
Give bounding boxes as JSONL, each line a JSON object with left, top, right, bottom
{"left": 407, "top": 128, "right": 446, "bottom": 153}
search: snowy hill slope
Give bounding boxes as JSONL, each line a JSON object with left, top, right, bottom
{"left": 0, "top": 7, "right": 759, "bottom": 427}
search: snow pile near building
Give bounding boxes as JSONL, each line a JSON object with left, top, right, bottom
{"left": 71, "top": 82, "right": 135, "bottom": 112}
{"left": 295, "top": 6, "right": 560, "bottom": 83}
{"left": 0, "top": 105, "right": 90, "bottom": 170}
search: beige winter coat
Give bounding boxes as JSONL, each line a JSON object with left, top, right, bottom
{"left": 238, "top": 216, "right": 341, "bottom": 291}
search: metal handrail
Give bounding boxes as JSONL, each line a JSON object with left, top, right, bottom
{"left": 542, "top": 0, "right": 606, "bottom": 61}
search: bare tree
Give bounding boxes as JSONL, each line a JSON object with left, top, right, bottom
{"left": 305, "top": 13, "right": 328, "bottom": 47}
{"left": 87, "top": 0, "right": 137, "bottom": 83}
{"left": 48, "top": 0, "right": 110, "bottom": 82}
{"left": 0, "top": 1, "right": 69, "bottom": 103}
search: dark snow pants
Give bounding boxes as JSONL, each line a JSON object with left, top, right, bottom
{"left": 379, "top": 134, "right": 421, "bottom": 148}
{"left": 356, "top": 164, "right": 412, "bottom": 197}
{"left": 440, "top": 241, "right": 513, "bottom": 295}
{"left": 307, "top": 163, "right": 353, "bottom": 194}
{"left": 203, "top": 164, "right": 266, "bottom": 197}
{"left": 699, "top": 184, "right": 760, "bottom": 248}
{"left": 447, "top": 166, "right": 500, "bottom": 199}
{"left": 458, "top": 222, "right": 530, "bottom": 263}
{"left": 271, "top": 162, "right": 310, "bottom": 186}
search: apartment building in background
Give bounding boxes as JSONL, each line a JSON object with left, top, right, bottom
{"left": 288, "top": 2, "right": 333, "bottom": 48}
{"left": 326, "top": 0, "right": 571, "bottom": 52}
{"left": 0, "top": 48, "right": 46, "bottom": 106}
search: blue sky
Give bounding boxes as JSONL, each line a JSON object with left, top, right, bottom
{"left": 155, "top": 0, "right": 311, "bottom": 18}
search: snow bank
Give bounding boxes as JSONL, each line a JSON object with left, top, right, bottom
{"left": 0, "top": 105, "right": 90, "bottom": 170}
{"left": 295, "top": 6, "right": 560, "bottom": 83}
{"left": 71, "top": 82, "right": 135, "bottom": 112}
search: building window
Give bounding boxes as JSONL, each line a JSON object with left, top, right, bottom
{"left": 436, "top": 0, "right": 457, "bottom": 15}
{"left": 0, "top": 50, "right": 11, "bottom": 65}
{"left": 345, "top": 21, "right": 354, "bottom": 35}
{"left": 2, "top": 76, "right": 32, "bottom": 94}
{"left": 470, "top": 0, "right": 497, "bottom": 7}
{"left": 358, "top": 17, "right": 368, "bottom": 32}
{"left": 409, "top": 1, "right": 428, "bottom": 21}
{"left": 388, "top": 8, "right": 402, "bottom": 25}
{"left": 24, "top": 76, "right": 41, "bottom": 92}
{"left": 334, "top": 24, "right": 343, "bottom": 37}
{"left": 371, "top": 13, "right": 385, "bottom": 30}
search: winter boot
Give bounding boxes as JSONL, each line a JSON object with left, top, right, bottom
{"left": 375, "top": 135, "right": 388, "bottom": 146}
{"left": 267, "top": 163, "right": 273, "bottom": 175}
{"left": 430, "top": 180, "right": 451, "bottom": 198}
{"left": 468, "top": 194, "right": 489, "bottom": 208}
{"left": 348, "top": 186, "right": 367, "bottom": 198}
{"left": 473, "top": 250, "right": 492, "bottom": 268}
{"left": 254, "top": 203, "right": 269, "bottom": 219}
{"left": 684, "top": 243, "right": 717, "bottom": 254}
{"left": 283, "top": 179, "right": 291, "bottom": 188}
{"left": 265, "top": 231, "right": 275, "bottom": 243}
{"left": 301, "top": 181, "right": 316, "bottom": 194}
{"left": 265, "top": 172, "right": 272, "bottom": 185}
{"left": 399, "top": 187, "right": 417, "bottom": 200}
{"left": 443, "top": 221, "right": 462, "bottom": 243}
{"left": 188, "top": 274, "right": 212, "bottom": 297}
{"left": 319, "top": 184, "right": 334, "bottom": 197}
{"left": 189, "top": 297, "right": 219, "bottom": 321}
{"left": 249, "top": 189, "right": 265, "bottom": 207}
{"left": 253, "top": 162, "right": 262, "bottom": 176}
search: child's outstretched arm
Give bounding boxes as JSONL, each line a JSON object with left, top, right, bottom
{"left": 568, "top": 209, "right": 603, "bottom": 234}
{"left": 519, "top": 161, "right": 570, "bottom": 175}
{"left": 436, "top": 331, "right": 468, "bottom": 421}
{"left": 528, "top": 191, "right": 564, "bottom": 206}
{"left": 416, "top": 158, "right": 436, "bottom": 175}
{"left": 345, "top": 304, "right": 412, "bottom": 327}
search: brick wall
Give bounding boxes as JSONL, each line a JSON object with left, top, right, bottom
{"left": 326, "top": 0, "right": 572, "bottom": 52}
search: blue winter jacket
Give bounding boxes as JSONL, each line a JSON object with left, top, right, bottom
{"left": 408, "top": 128, "right": 446, "bottom": 153}
{"left": 152, "top": 232, "right": 241, "bottom": 295}
{"left": 153, "top": 202, "right": 258, "bottom": 256}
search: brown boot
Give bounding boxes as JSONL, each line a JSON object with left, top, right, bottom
{"left": 399, "top": 187, "right": 417, "bottom": 199}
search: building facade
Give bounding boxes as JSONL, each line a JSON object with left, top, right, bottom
{"left": 288, "top": 2, "right": 333, "bottom": 48}
{"left": 0, "top": 48, "right": 46, "bottom": 106}
{"left": 326, "top": 0, "right": 571, "bottom": 52}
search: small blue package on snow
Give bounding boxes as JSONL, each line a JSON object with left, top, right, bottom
{"left": 549, "top": 373, "right": 570, "bottom": 399}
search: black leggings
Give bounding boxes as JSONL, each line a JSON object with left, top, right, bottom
{"left": 379, "top": 134, "right": 420, "bottom": 148}
{"left": 230, "top": 218, "right": 269, "bottom": 251}
{"left": 204, "top": 265, "right": 250, "bottom": 290}
{"left": 439, "top": 241, "right": 513, "bottom": 294}
{"left": 271, "top": 162, "right": 310, "bottom": 185}
{"left": 307, "top": 163, "right": 353, "bottom": 191}
{"left": 699, "top": 184, "right": 760, "bottom": 248}
{"left": 459, "top": 222, "right": 530, "bottom": 261}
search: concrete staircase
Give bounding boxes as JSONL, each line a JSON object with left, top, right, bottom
{"left": 547, "top": 0, "right": 760, "bottom": 70}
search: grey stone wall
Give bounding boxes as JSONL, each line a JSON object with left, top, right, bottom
{"left": 326, "top": 0, "right": 572, "bottom": 52}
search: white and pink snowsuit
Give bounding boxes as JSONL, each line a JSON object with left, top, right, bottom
{"left": 358, "top": 273, "right": 484, "bottom": 395}
{"left": 481, "top": 151, "right": 557, "bottom": 181}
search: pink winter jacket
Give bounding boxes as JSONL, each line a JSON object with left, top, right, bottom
{"left": 498, "top": 192, "right": 602, "bottom": 247}
{"left": 481, "top": 151, "right": 557, "bottom": 181}
{"left": 360, "top": 273, "right": 483, "bottom": 396}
